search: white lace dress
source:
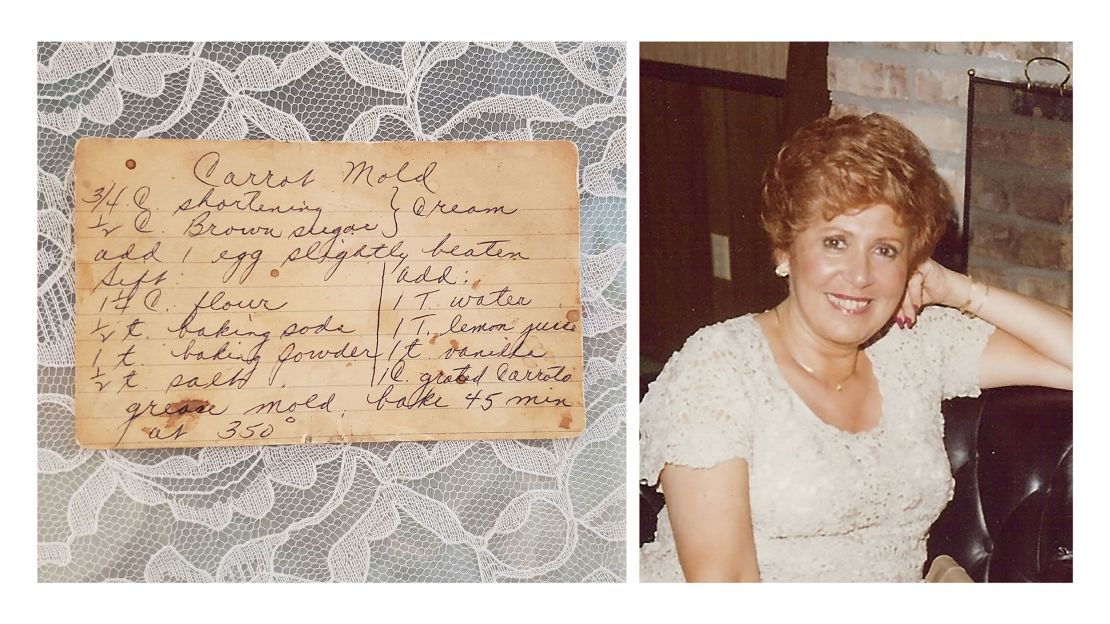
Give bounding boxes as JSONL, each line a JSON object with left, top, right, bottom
{"left": 640, "top": 306, "right": 994, "bottom": 582}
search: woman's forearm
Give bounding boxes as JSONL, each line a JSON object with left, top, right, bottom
{"left": 947, "top": 272, "right": 1072, "bottom": 370}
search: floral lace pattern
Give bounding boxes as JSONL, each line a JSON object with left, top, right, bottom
{"left": 640, "top": 307, "right": 993, "bottom": 582}
{"left": 38, "top": 41, "right": 626, "bottom": 582}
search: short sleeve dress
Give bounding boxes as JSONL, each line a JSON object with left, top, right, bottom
{"left": 639, "top": 306, "right": 995, "bottom": 582}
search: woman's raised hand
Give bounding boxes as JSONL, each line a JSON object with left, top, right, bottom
{"left": 895, "top": 259, "right": 971, "bottom": 328}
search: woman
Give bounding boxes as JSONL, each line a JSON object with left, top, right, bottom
{"left": 639, "top": 113, "right": 1072, "bottom": 582}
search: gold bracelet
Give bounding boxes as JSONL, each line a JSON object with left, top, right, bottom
{"left": 960, "top": 280, "right": 990, "bottom": 316}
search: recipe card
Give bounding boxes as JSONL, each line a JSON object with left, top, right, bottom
{"left": 74, "top": 139, "right": 583, "bottom": 448}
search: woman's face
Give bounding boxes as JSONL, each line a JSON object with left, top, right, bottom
{"left": 782, "top": 203, "right": 912, "bottom": 348}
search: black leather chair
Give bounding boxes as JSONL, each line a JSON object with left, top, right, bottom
{"left": 926, "top": 386, "right": 1072, "bottom": 582}
{"left": 639, "top": 377, "right": 1073, "bottom": 583}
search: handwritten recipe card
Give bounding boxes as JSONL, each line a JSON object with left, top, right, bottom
{"left": 75, "top": 139, "right": 583, "bottom": 448}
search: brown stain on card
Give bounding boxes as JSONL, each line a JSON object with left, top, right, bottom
{"left": 154, "top": 397, "right": 208, "bottom": 433}
{"left": 162, "top": 399, "right": 207, "bottom": 432}
{"left": 471, "top": 279, "right": 481, "bottom": 290}
{"left": 565, "top": 309, "right": 580, "bottom": 322}
{"left": 450, "top": 339, "right": 459, "bottom": 350}
{"left": 429, "top": 334, "right": 438, "bottom": 345}
{"left": 166, "top": 398, "right": 211, "bottom": 414}
{"left": 125, "top": 159, "right": 136, "bottom": 170}
{"left": 558, "top": 412, "right": 573, "bottom": 429}
{"left": 162, "top": 406, "right": 202, "bottom": 430}
{"left": 270, "top": 269, "right": 280, "bottom": 277}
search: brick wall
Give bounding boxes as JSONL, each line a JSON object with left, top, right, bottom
{"left": 827, "top": 42, "right": 1073, "bottom": 309}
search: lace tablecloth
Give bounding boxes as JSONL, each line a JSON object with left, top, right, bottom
{"left": 37, "top": 41, "right": 626, "bottom": 582}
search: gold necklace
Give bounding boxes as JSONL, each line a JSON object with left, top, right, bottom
{"left": 774, "top": 307, "right": 856, "bottom": 392}
{"left": 793, "top": 358, "right": 850, "bottom": 391}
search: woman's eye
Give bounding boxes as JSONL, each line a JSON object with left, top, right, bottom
{"left": 823, "top": 237, "right": 846, "bottom": 250}
{"left": 875, "top": 244, "right": 900, "bottom": 258}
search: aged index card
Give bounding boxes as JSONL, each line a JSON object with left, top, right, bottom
{"left": 74, "top": 139, "right": 583, "bottom": 448}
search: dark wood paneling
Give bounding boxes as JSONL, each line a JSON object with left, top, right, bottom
{"left": 783, "top": 42, "right": 831, "bottom": 141}
{"left": 640, "top": 42, "right": 789, "bottom": 79}
{"left": 640, "top": 75, "right": 712, "bottom": 362}
{"left": 641, "top": 60, "right": 785, "bottom": 98}
{"left": 725, "top": 89, "right": 789, "bottom": 317}
{"left": 701, "top": 87, "right": 734, "bottom": 323}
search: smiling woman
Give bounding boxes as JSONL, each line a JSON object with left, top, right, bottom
{"left": 639, "top": 113, "right": 1072, "bottom": 582}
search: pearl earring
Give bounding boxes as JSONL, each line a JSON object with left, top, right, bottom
{"left": 775, "top": 262, "right": 790, "bottom": 277}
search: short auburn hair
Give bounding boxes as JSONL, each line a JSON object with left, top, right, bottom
{"left": 761, "top": 113, "right": 952, "bottom": 268}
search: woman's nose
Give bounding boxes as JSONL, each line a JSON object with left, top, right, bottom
{"left": 846, "top": 250, "right": 873, "bottom": 288}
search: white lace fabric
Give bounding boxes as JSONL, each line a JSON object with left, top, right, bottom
{"left": 37, "top": 41, "right": 626, "bottom": 582}
{"left": 640, "top": 307, "right": 993, "bottom": 582}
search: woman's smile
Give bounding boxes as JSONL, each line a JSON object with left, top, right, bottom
{"left": 825, "top": 293, "right": 873, "bottom": 315}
